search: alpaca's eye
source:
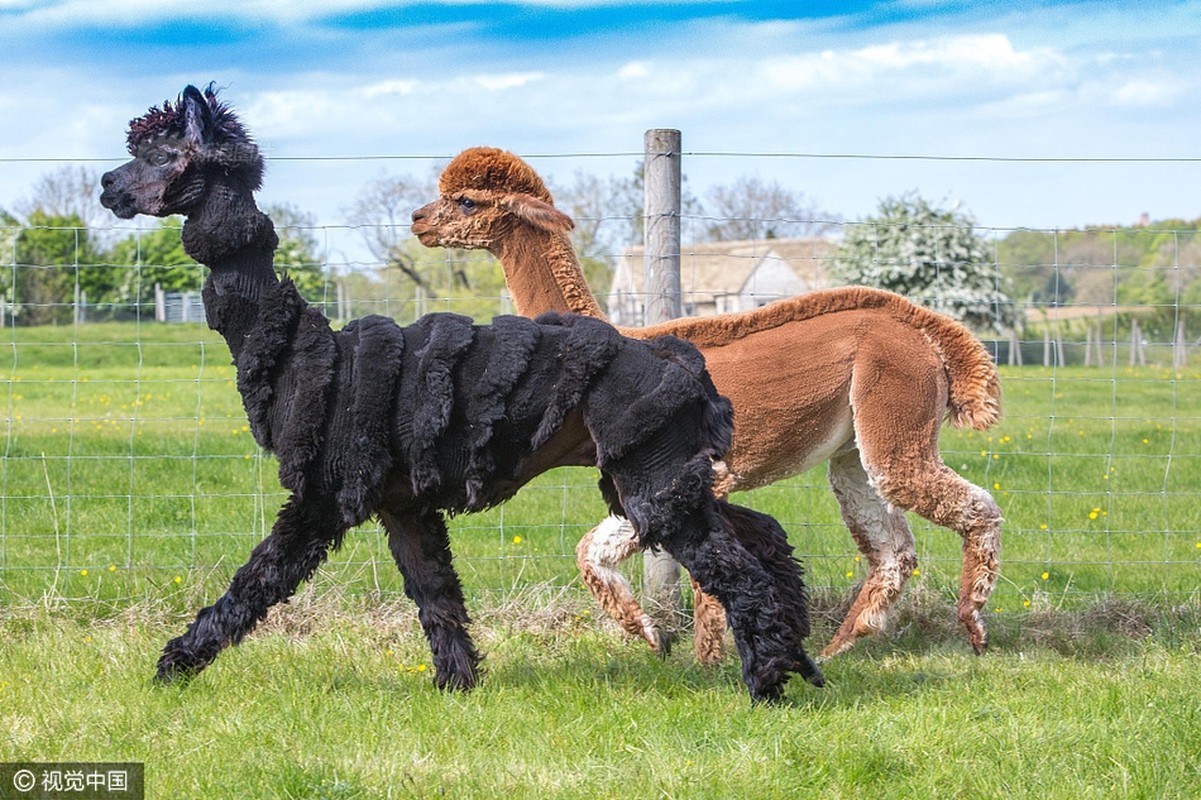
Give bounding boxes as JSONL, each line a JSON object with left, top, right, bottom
{"left": 458, "top": 198, "right": 477, "bottom": 213}
{"left": 148, "top": 150, "right": 173, "bottom": 167}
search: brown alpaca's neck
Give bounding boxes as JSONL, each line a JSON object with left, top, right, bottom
{"left": 492, "top": 224, "right": 607, "bottom": 320}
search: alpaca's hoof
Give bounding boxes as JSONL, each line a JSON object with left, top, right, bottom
{"left": 433, "top": 666, "right": 480, "bottom": 692}
{"left": 960, "top": 607, "right": 989, "bottom": 654}
{"left": 747, "top": 681, "right": 786, "bottom": 706}
{"left": 655, "top": 629, "right": 672, "bottom": 658}
{"left": 155, "top": 646, "right": 207, "bottom": 685}
{"left": 797, "top": 652, "right": 826, "bottom": 688}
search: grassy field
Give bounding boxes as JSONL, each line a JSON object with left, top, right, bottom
{"left": 2, "top": 597, "right": 1199, "bottom": 799}
{"left": 1, "top": 321, "right": 1200, "bottom": 798}
{"left": 2, "top": 321, "right": 1198, "bottom": 610}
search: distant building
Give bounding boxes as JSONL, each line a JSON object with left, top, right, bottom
{"left": 607, "top": 237, "right": 835, "bottom": 324}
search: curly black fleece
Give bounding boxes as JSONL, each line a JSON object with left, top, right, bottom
{"left": 162, "top": 275, "right": 819, "bottom": 700}
{"left": 211, "top": 275, "right": 733, "bottom": 529}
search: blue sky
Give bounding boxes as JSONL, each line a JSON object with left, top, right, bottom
{"left": 2, "top": 0, "right": 1200, "bottom": 252}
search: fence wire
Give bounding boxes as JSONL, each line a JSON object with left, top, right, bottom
{"left": 1, "top": 186, "right": 1198, "bottom": 615}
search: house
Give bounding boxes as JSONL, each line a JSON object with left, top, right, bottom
{"left": 607, "top": 237, "right": 835, "bottom": 324}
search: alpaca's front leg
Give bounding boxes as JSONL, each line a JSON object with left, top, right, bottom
{"left": 157, "top": 495, "right": 341, "bottom": 683}
{"left": 381, "top": 508, "right": 481, "bottom": 691}
{"left": 576, "top": 516, "right": 671, "bottom": 653}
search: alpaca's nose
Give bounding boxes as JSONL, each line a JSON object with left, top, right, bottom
{"left": 101, "top": 171, "right": 115, "bottom": 189}
{"left": 411, "top": 206, "right": 426, "bottom": 223}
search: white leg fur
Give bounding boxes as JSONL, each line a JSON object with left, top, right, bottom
{"left": 822, "top": 448, "right": 917, "bottom": 658}
{"left": 576, "top": 515, "right": 662, "bottom": 651}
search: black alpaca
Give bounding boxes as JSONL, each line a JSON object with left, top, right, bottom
{"left": 100, "top": 85, "right": 824, "bottom": 702}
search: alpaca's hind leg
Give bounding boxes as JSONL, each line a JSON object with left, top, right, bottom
{"left": 380, "top": 508, "right": 481, "bottom": 691}
{"left": 157, "top": 495, "right": 341, "bottom": 683}
{"left": 821, "top": 448, "right": 917, "bottom": 659}
{"left": 873, "top": 461, "right": 1000, "bottom": 653}
{"left": 576, "top": 516, "right": 669, "bottom": 653}
{"left": 856, "top": 412, "right": 1002, "bottom": 654}
{"left": 660, "top": 504, "right": 822, "bottom": 702}
{"left": 690, "top": 579, "right": 727, "bottom": 665}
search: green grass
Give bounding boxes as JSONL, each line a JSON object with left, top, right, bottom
{"left": 3, "top": 322, "right": 1201, "bottom": 798}
{"left": 2, "top": 596, "right": 1199, "bottom": 799}
{"left": 1, "top": 322, "right": 1200, "bottom": 613}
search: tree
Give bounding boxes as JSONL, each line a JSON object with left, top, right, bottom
{"left": 17, "top": 166, "right": 110, "bottom": 235}
{"left": 0, "top": 209, "right": 18, "bottom": 263}
{"left": 0, "top": 211, "right": 20, "bottom": 311}
{"left": 12, "top": 210, "right": 112, "bottom": 325}
{"left": 103, "top": 204, "right": 328, "bottom": 314}
{"left": 700, "top": 176, "right": 837, "bottom": 242}
{"left": 832, "top": 193, "right": 1019, "bottom": 333}
{"left": 552, "top": 159, "right": 706, "bottom": 299}
{"left": 550, "top": 167, "right": 644, "bottom": 299}
{"left": 346, "top": 170, "right": 512, "bottom": 318}
{"left": 107, "top": 218, "right": 202, "bottom": 314}
{"left": 345, "top": 171, "right": 438, "bottom": 267}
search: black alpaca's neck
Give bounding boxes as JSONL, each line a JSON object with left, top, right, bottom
{"left": 181, "top": 176, "right": 285, "bottom": 359}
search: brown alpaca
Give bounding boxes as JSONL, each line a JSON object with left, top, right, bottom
{"left": 411, "top": 147, "right": 1003, "bottom": 660}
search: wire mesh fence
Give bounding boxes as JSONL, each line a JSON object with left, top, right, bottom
{"left": 1, "top": 156, "right": 1199, "bottom": 616}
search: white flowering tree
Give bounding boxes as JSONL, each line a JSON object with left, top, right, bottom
{"left": 832, "top": 193, "right": 1019, "bottom": 333}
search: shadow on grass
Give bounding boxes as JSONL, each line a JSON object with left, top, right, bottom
{"left": 810, "top": 583, "right": 1201, "bottom": 661}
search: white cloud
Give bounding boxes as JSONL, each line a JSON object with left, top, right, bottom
{"left": 0, "top": 0, "right": 686, "bottom": 29}
{"left": 359, "top": 79, "right": 420, "bottom": 98}
{"left": 1108, "top": 78, "right": 1182, "bottom": 108}
{"left": 473, "top": 72, "right": 545, "bottom": 91}
{"left": 2, "top": 2, "right": 1200, "bottom": 237}
{"left": 759, "top": 33, "right": 1067, "bottom": 96}
{"left": 617, "top": 61, "right": 650, "bottom": 80}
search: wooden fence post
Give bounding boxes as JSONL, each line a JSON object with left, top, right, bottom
{"left": 642, "top": 128, "right": 684, "bottom": 631}
{"left": 1174, "top": 320, "right": 1187, "bottom": 368}
{"left": 1008, "top": 330, "right": 1023, "bottom": 366}
{"left": 1130, "top": 319, "right": 1145, "bottom": 366}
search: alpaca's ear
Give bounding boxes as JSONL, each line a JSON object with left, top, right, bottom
{"left": 181, "top": 85, "right": 213, "bottom": 146}
{"left": 502, "top": 193, "right": 574, "bottom": 233}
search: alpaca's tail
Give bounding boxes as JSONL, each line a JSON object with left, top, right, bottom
{"left": 917, "top": 311, "right": 1002, "bottom": 431}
